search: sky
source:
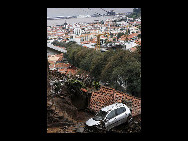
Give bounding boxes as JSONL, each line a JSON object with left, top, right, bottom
{"left": 47, "top": 8, "right": 134, "bottom": 17}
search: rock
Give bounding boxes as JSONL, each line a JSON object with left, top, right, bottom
{"left": 76, "top": 127, "right": 84, "bottom": 133}
{"left": 58, "top": 111, "right": 63, "bottom": 117}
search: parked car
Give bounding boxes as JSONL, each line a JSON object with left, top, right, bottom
{"left": 85, "top": 103, "right": 132, "bottom": 131}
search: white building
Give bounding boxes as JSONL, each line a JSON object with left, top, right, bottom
{"left": 124, "top": 41, "right": 138, "bottom": 50}
{"left": 129, "top": 26, "right": 139, "bottom": 34}
{"left": 73, "top": 36, "right": 81, "bottom": 44}
{"left": 135, "top": 18, "right": 141, "bottom": 22}
{"left": 74, "top": 27, "right": 82, "bottom": 36}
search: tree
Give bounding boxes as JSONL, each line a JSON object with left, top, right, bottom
{"left": 133, "top": 8, "right": 141, "bottom": 14}
{"left": 66, "top": 41, "right": 77, "bottom": 47}
{"left": 100, "top": 20, "right": 104, "bottom": 24}
{"left": 127, "top": 8, "right": 141, "bottom": 20}
{"left": 51, "top": 40, "right": 59, "bottom": 46}
{"left": 101, "top": 49, "right": 141, "bottom": 96}
{"left": 79, "top": 49, "right": 96, "bottom": 72}
{"left": 122, "top": 55, "right": 141, "bottom": 97}
{"left": 117, "top": 32, "right": 124, "bottom": 40}
{"left": 90, "top": 53, "right": 105, "bottom": 80}
{"left": 110, "top": 33, "right": 113, "bottom": 38}
{"left": 66, "top": 45, "right": 82, "bottom": 66}
{"left": 74, "top": 47, "right": 88, "bottom": 67}
{"left": 66, "top": 43, "right": 141, "bottom": 97}
{"left": 136, "top": 45, "right": 141, "bottom": 54}
{"left": 65, "top": 78, "right": 85, "bottom": 96}
{"left": 101, "top": 50, "right": 126, "bottom": 83}
{"left": 137, "top": 34, "right": 141, "bottom": 39}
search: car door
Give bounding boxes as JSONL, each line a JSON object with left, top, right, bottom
{"left": 115, "top": 107, "right": 127, "bottom": 126}
{"left": 105, "top": 110, "right": 118, "bottom": 130}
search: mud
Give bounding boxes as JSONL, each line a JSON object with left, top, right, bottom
{"left": 47, "top": 69, "right": 141, "bottom": 133}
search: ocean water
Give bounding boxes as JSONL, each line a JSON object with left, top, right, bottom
{"left": 47, "top": 16, "right": 116, "bottom": 26}
{"left": 47, "top": 8, "right": 134, "bottom": 18}
{"left": 47, "top": 8, "right": 134, "bottom": 26}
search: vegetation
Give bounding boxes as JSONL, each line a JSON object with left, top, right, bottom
{"left": 65, "top": 43, "right": 141, "bottom": 97}
{"left": 127, "top": 8, "right": 141, "bottom": 20}
{"left": 65, "top": 78, "right": 85, "bottom": 96}
{"left": 117, "top": 32, "right": 125, "bottom": 40}
{"left": 51, "top": 40, "right": 77, "bottom": 48}
{"left": 137, "top": 34, "right": 141, "bottom": 39}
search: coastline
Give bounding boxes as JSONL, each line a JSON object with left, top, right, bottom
{"left": 47, "top": 16, "right": 115, "bottom": 26}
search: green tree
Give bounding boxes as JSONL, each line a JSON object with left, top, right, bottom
{"left": 101, "top": 50, "right": 126, "bottom": 83}
{"left": 66, "top": 41, "right": 77, "bottom": 47}
{"left": 136, "top": 45, "right": 141, "bottom": 54}
{"left": 66, "top": 45, "right": 82, "bottom": 66}
{"left": 51, "top": 40, "right": 59, "bottom": 46}
{"left": 65, "top": 78, "right": 85, "bottom": 96}
{"left": 74, "top": 47, "right": 88, "bottom": 67}
{"left": 117, "top": 32, "right": 125, "bottom": 40}
{"left": 137, "top": 34, "right": 141, "bottom": 39}
{"left": 122, "top": 55, "right": 141, "bottom": 97}
{"left": 79, "top": 49, "right": 96, "bottom": 72}
{"left": 90, "top": 53, "right": 105, "bottom": 80}
{"left": 127, "top": 8, "right": 141, "bottom": 20}
{"left": 66, "top": 43, "right": 141, "bottom": 97}
{"left": 101, "top": 49, "right": 141, "bottom": 96}
{"left": 100, "top": 20, "right": 104, "bottom": 24}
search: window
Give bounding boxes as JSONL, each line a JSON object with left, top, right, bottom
{"left": 107, "top": 110, "right": 116, "bottom": 120}
{"left": 116, "top": 107, "right": 126, "bottom": 115}
{"left": 93, "top": 110, "right": 107, "bottom": 121}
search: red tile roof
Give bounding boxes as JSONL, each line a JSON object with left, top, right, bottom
{"left": 55, "top": 63, "right": 64, "bottom": 68}
{"left": 66, "top": 68, "right": 77, "bottom": 76}
{"left": 81, "top": 88, "right": 87, "bottom": 92}
{"left": 89, "top": 86, "right": 141, "bottom": 116}
{"left": 135, "top": 39, "right": 141, "bottom": 45}
{"left": 128, "top": 33, "right": 138, "bottom": 39}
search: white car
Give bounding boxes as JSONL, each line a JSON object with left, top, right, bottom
{"left": 85, "top": 103, "right": 132, "bottom": 131}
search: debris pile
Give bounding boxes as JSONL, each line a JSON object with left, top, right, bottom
{"left": 47, "top": 63, "right": 141, "bottom": 133}
{"left": 47, "top": 69, "right": 94, "bottom": 133}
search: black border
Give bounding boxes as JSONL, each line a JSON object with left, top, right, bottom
{"left": 36, "top": 7, "right": 154, "bottom": 138}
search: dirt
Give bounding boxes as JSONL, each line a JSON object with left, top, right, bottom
{"left": 47, "top": 69, "right": 141, "bottom": 133}
{"left": 47, "top": 70, "right": 95, "bottom": 133}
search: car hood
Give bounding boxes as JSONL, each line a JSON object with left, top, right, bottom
{"left": 86, "top": 118, "right": 100, "bottom": 126}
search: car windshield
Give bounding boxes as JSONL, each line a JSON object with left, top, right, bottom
{"left": 93, "top": 110, "right": 107, "bottom": 121}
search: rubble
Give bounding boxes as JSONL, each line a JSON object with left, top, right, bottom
{"left": 76, "top": 127, "right": 85, "bottom": 133}
{"left": 47, "top": 67, "right": 141, "bottom": 133}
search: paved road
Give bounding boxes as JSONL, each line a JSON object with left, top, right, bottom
{"left": 47, "top": 43, "right": 67, "bottom": 53}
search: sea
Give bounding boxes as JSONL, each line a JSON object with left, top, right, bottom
{"left": 47, "top": 8, "right": 133, "bottom": 17}
{"left": 47, "top": 16, "right": 117, "bottom": 26}
{"left": 47, "top": 8, "right": 133, "bottom": 26}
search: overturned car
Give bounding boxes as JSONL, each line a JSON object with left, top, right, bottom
{"left": 85, "top": 103, "right": 132, "bottom": 132}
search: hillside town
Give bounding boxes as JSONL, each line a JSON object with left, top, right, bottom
{"left": 47, "top": 8, "right": 141, "bottom": 133}
{"left": 47, "top": 12, "right": 141, "bottom": 52}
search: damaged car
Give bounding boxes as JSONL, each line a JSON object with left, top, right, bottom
{"left": 85, "top": 103, "right": 132, "bottom": 132}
